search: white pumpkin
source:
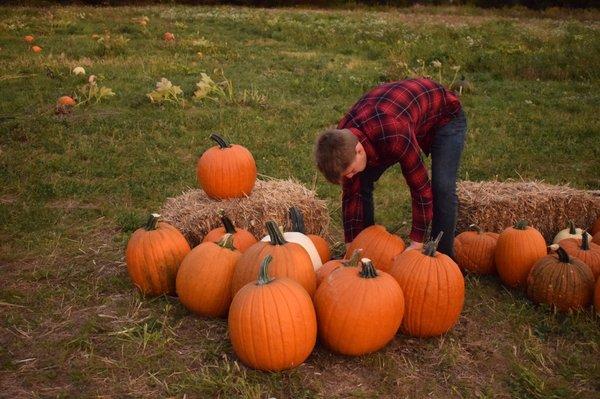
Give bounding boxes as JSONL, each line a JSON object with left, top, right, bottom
{"left": 553, "top": 221, "right": 592, "bottom": 244}
{"left": 261, "top": 227, "right": 322, "bottom": 270}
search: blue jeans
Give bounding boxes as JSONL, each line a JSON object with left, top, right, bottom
{"left": 430, "top": 109, "right": 467, "bottom": 257}
{"left": 357, "top": 110, "right": 467, "bottom": 257}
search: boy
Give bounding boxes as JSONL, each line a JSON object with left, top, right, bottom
{"left": 314, "top": 78, "right": 466, "bottom": 256}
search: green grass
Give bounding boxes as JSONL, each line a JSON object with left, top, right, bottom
{"left": 1, "top": 4, "right": 599, "bottom": 398}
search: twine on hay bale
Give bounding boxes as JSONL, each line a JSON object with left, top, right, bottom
{"left": 160, "top": 178, "right": 330, "bottom": 247}
{"left": 457, "top": 180, "right": 600, "bottom": 243}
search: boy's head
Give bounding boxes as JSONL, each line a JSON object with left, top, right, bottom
{"left": 314, "top": 128, "right": 367, "bottom": 184}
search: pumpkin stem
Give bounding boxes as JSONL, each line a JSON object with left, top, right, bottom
{"left": 359, "top": 258, "right": 378, "bottom": 279}
{"left": 423, "top": 231, "right": 444, "bottom": 257}
{"left": 219, "top": 213, "right": 237, "bottom": 234}
{"left": 468, "top": 224, "right": 482, "bottom": 234}
{"left": 567, "top": 220, "right": 576, "bottom": 235}
{"left": 265, "top": 220, "right": 287, "bottom": 245}
{"left": 344, "top": 248, "right": 363, "bottom": 267}
{"left": 144, "top": 213, "right": 161, "bottom": 230}
{"left": 514, "top": 220, "right": 529, "bottom": 230}
{"left": 556, "top": 246, "right": 570, "bottom": 263}
{"left": 209, "top": 133, "right": 231, "bottom": 149}
{"left": 217, "top": 233, "right": 236, "bottom": 251}
{"left": 289, "top": 207, "right": 306, "bottom": 234}
{"left": 256, "top": 255, "right": 274, "bottom": 285}
{"left": 581, "top": 230, "right": 590, "bottom": 250}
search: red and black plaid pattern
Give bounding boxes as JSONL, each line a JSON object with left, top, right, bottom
{"left": 338, "top": 78, "right": 462, "bottom": 243}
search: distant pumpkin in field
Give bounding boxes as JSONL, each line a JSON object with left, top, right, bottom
{"left": 24, "top": 35, "right": 35, "bottom": 43}
{"left": 31, "top": 45, "right": 42, "bottom": 53}
{"left": 163, "top": 32, "right": 175, "bottom": 42}
{"left": 56, "top": 96, "right": 76, "bottom": 114}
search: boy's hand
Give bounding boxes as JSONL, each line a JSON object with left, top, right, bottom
{"left": 406, "top": 241, "right": 423, "bottom": 251}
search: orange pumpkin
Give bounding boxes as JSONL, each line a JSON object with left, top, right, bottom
{"left": 24, "top": 35, "right": 34, "bottom": 43}
{"left": 163, "top": 32, "right": 175, "bottom": 41}
{"left": 202, "top": 211, "right": 257, "bottom": 252}
{"left": 57, "top": 96, "right": 76, "bottom": 106}
{"left": 526, "top": 246, "right": 594, "bottom": 311}
{"left": 316, "top": 248, "right": 362, "bottom": 287}
{"left": 31, "top": 45, "right": 42, "bottom": 53}
{"left": 228, "top": 255, "right": 317, "bottom": 371}
{"left": 125, "top": 213, "right": 191, "bottom": 296}
{"left": 315, "top": 258, "right": 404, "bottom": 356}
{"left": 590, "top": 216, "right": 600, "bottom": 236}
{"left": 345, "top": 224, "right": 405, "bottom": 272}
{"left": 176, "top": 234, "right": 241, "bottom": 317}
{"left": 594, "top": 278, "right": 600, "bottom": 315}
{"left": 389, "top": 232, "right": 465, "bottom": 338}
{"left": 454, "top": 224, "right": 499, "bottom": 275}
{"left": 196, "top": 133, "right": 257, "bottom": 199}
{"left": 559, "top": 232, "right": 600, "bottom": 280}
{"left": 593, "top": 231, "right": 600, "bottom": 245}
{"left": 230, "top": 221, "right": 316, "bottom": 297}
{"left": 495, "top": 220, "right": 546, "bottom": 288}
{"left": 289, "top": 207, "right": 330, "bottom": 263}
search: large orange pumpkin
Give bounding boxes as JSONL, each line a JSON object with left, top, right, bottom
{"left": 589, "top": 216, "right": 600, "bottom": 236}
{"left": 230, "top": 221, "right": 316, "bottom": 297}
{"left": 289, "top": 207, "right": 330, "bottom": 263}
{"left": 345, "top": 224, "right": 405, "bottom": 272}
{"left": 453, "top": 224, "right": 499, "bottom": 275}
{"left": 196, "top": 133, "right": 256, "bottom": 199}
{"left": 526, "top": 246, "right": 594, "bottom": 311}
{"left": 176, "top": 234, "right": 241, "bottom": 317}
{"left": 315, "top": 258, "right": 404, "bottom": 356}
{"left": 495, "top": 220, "right": 546, "bottom": 288}
{"left": 559, "top": 232, "right": 600, "bottom": 281}
{"left": 125, "top": 213, "right": 191, "bottom": 296}
{"left": 202, "top": 211, "right": 257, "bottom": 252}
{"left": 228, "top": 255, "right": 317, "bottom": 371}
{"left": 316, "top": 248, "right": 362, "bottom": 287}
{"left": 389, "top": 232, "right": 465, "bottom": 338}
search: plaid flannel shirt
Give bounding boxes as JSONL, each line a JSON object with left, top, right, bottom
{"left": 338, "top": 78, "right": 462, "bottom": 243}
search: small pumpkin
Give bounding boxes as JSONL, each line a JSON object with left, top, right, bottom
{"left": 31, "top": 45, "right": 42, "bottom": 53}
{"left": 231, "top": 221, "right": 316, "bottom": 297}
{"left": 389, "top": 232, "right": 464, "bottom": 338}
{"left": 125, "top": 213, "right": 191, "bottom": 296}
{"left": 495, "top": 220, "right": 547, "bottom": 288}
{"left": 176, "top": 234, "right": 241, "bottom": 318}
{"left": 24, "top": 35, "right": 34, "bottom": 43}
{"left": 316, "top": 248, "right": 362, "bottom": 287}
{"left": 289, "top": 207, "right": 330, "bottom": 263}
{"left": 315, "top": 258, "right": 404, "bottom": 356}
{"left": 345, "top": 224, "right": 405, "bottom": 272}
{"left": 163, "top": 32, "right": 175, "bottom": 41}
{"left": 196, "top": 133, "right": 257, "bottom": 200}
{"left": 553, "top": 220, "right": 592, "bottom": 244}
{"left": 228, "top": 255, "right": 317, "bottom": 371}
{"left": 526, "top": 246, "right": 594, "bottom": 311}
{"left": 57, "top": 96, "right": 76, "bottom": 106}
{"left": 590, "top": 216, "right": 600, "bottom": 236}
{"left": 453, "top": 224, "right": 499, "bottom": 275}
{"left": 559, "top": 232, "right": 600, "bottom": 281}
{"left": 202, "top": 210, "right": 257, "bottom": 252}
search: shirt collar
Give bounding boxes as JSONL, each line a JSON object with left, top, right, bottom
{"left": 348, "top": 127, "right": 379, "bottom": 167}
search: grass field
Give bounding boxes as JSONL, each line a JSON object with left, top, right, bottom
{"left": 1, "top": 4, "right": 599, "bottom": 398}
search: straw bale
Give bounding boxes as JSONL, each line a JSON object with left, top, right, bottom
{"left": 457, "top": 180, "right": 600, "bottom": 243}
{"left": 160, "top": 178, "right": 330, "bottom": 247}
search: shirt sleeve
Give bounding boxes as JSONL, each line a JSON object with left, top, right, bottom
{"left": 341, "top": 175, "right": 364, "bottom": 243}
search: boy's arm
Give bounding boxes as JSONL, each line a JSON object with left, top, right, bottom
{"left": 341, "top": 176, "right": 364, "bottom": 243}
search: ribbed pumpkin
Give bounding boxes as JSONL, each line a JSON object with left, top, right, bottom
{"left": 453, "top": 224, "right": 499, "bottom": 275}
{"left": 594, "top": 278, "right": 600, "bottom": 315}
{"left": 389, "top": 232, "right": 464, "bottom": 338}
{"left": 526, "top": 246, "right": 594, "bottom": 311}
{"left": 125, "top": 213, "right": 191, "bottom": 296}
{"left": 228, "top": 255, "right": 317, "bottom": 371}
{"left": 231, "top": 221, "right": 316, "bottom": 297}
{"left": 315, "top": 258, "right": 404, "bottom": 356}
{"left": 196, "top": 133, "right": 256, "bottom": 199}
{"left": 495, "top": 220, "right": 547, "bottom": 288}
{"left": 345, "top": 225, "right": 405, "bottom": 272}
{"left": 591, "top": 217, "right": 600, "bottom": 236}
{"left": 289, "top": 207, "right": 330, "bottom": 263}
{"left": 176, "top": 234, "right": 241, "bottom": 317}
{"left": 553, "top": 220, "right": 592, "bottom": 244}
{"left": 202, "top": 211, "right": 257, "bottom": 252}
{"left": 316, "top": 248, "right": 362, "bottom": 287}
{"left": 559, "top": 232, "right": 600, "bottom": 281}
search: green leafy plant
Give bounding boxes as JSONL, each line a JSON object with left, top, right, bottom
{"left": 147, "top": 78, "right": 184, "bottom": 106}
{"left": 193, "top": 70, "right": 267, "bottom": 108}
{"left": 76, "top": 75, "right": 116, "bottom": 106}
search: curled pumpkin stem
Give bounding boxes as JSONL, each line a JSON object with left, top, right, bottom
{"left": 210, "top": 133, "right": 231, "bottom": 149}
{"left": 257, "top": 255, "right": 274, "bottom": 285}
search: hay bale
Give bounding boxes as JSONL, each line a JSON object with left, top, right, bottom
{"left": 457, "top": 180, "right": 600, "bottom": 243}
{"left": 160, "top": 178, "right": 330, "bottom": 247}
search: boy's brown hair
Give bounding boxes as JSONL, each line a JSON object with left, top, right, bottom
{"left": 314, "top": 128, "right": 358, "bottom": 184}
